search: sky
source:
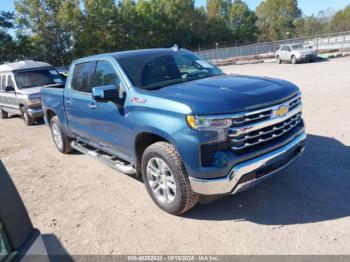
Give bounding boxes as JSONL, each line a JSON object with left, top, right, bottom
{"left": 1, "top": 0, "right": 350, "bottom": 16}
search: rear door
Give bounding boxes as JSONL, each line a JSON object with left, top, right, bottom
{"left": 64, "top": 61, "right": 97, "bottom": 143}
{"left": 283, "top": 46, "right": 292, "bottom": 60}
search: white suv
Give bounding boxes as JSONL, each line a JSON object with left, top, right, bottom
{"left": 276, "top": 44, "right": 318, "bottom": 64}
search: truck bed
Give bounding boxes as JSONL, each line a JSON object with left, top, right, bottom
{"left": 41, "top": 87, "right": 65, "bottom": 124}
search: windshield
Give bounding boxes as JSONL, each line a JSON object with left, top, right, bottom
{"left": 291, "top": 44, "right": 305, "bottom": 50}
{"left": 15, "top": 68, "right": 64, "bottom": 89}
{"left": 117, "top": 51, "right": 223, "bottom": 90}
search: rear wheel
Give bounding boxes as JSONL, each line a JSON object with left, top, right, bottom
{"left": 21, "top": 107, "right": 34, "bottom": 126}
{"left": 50, "top": 116, "right": 73, "bottom": 154}
{"left": 0, "top": 109, "right": 8, "bottom": 119}
{"left": 291, "top": 56, "right": 298, "bottom": 64}
{"left": 141, "top": 142, "right": 198, "bottom": 215}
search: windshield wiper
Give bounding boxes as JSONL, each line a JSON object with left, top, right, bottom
{"left": 145, "top": 79, "right": 185, "bottom": 90}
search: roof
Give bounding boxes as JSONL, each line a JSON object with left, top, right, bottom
{"left": 0, "top": 60, "right": 53, "bottom": 72}
{"left": 72, "top": 48, "right": 188, "bottom": 64}
{"left": 113, "top": 48, "right": 182, "bottom": 59}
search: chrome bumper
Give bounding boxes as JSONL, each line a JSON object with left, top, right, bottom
{"left": 27, "top": 108, "right": 44, "bottom": 118}
{"left": 189, "top": 132, "right": 306, "bottom": 195}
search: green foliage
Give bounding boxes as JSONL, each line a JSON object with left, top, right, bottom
{"left": 207, "top": 0, "right": 231, "bottom": 19}
{"left": 77, "top": 0, "right": 118, "bottom": 56}
{"left": 0, "top": 11, "right": 16, "bottom": 63}
{"left": 0, "top": 0, "right": 349, "bottom": 65}
{"left": 256, "top": 0, "right": 301, "bottom": 41}
{"left": 14, "top": 0, "right": 81, "bottom": 65}
{"left": 229, "top": 0, "right": 258, "bottom": 43}
{"left": 294, "top": 16, "right": 327, "bottom": 37}
{"left": 330, "top": 5, "right": 350, "bottom": 32}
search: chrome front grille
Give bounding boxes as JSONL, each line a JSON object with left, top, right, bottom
{"left": 230, "top": 113, "right": 302, "bottom": 150}
{"left": 228, "top": 94, "right": 303, "bottom": 151}
{"left": 231, "top": 95, "right": 302, "bottom": 128}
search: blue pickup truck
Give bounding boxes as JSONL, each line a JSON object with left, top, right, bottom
{"left": 41, "top": 48, "right": 306, "bottom": 215}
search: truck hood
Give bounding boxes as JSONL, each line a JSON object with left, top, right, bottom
{"left": 17, "top": 86, "right": 42, "bottom": 96}
{"left": 148, "top": 75, "right": 299, "bottom": 115}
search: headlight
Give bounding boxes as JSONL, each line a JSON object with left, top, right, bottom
{"left": 28, "top": 93, "right": 41, "bottom": 99}
{"left": 186, "top": 115, "right": 232, "bottom": 130}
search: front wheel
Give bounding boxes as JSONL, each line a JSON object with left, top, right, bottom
{"left": 0, "top": 109, "right": 8, "bottom": 119}
{"left": 291, "top": 56, "right": 298, "bottom": 64}
{"left": 21, "top": 107, "right": 35, "bottom": 125}
{"left": 141, "top": 142, "right": 198, "bottom": 215}
{"left": 50, "top": 116, "right": 73, "bottom": 154}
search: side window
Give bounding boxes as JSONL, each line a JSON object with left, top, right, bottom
{"left": 7, "top": 75, "right": 14, "bottom": 88}
{"left": 71, "top": 61, "right": 96, "bottom": 93}
{"left": 1, "top": 75, "right": 6, "bottom": 90}
{"left": 93, "top": 61, "right": 120, "bottom": 88}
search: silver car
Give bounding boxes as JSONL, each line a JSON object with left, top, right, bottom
{"left": 276, "top": 44, "right": 318, "bottom": 64}
{"left": 0, "top": 60, "right": 64, "bottom": 125}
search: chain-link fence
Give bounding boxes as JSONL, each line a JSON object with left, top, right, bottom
{"left": 197, "top": 31, "right": 350, "bottom": 60}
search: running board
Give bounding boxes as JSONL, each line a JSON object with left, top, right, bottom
{"left": 71, "top": 141, "right": 135, "bottom": 175}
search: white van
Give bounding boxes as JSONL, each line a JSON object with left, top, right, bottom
{"left": 0, "top": 60, "right": 64, "bottom": 125}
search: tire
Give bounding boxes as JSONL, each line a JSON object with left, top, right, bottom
{"left": 141, "top": 142, "right": 199, "bottom": 215}
{"left": 21, "top": 107, "right": 35, "bottom": 126}
{"left": 0, "top": 109, "right": 8, "bottom": 119}
{"left": 276, "top": 56, "right": 282, "bottom": 64}
{"left": 291, "top": 56, "right": 298, "bottom": 64}
{"left": 49, "top": 116, "right": 73, "bottom": 154}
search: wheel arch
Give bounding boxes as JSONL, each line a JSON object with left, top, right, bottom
{"left": 45, "top": 108, "right": 57, "bottom": 124}
{"left": 134, "top": 131, "right": 174, "bottom": 176}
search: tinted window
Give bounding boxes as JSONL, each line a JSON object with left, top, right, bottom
{"left": 94, "top": 62, "right": 120, "bottom": 88}
{"left": 1, "top": 76, "right": 6, "bottom": 90}
{"left": 117, "top": 52, "right": 223, "bottom": 90}
{"left": 15, "top": 69, "right": 63, "bottom": 89}
{"left": 71, "top": 62, "right": 96, "bottom": 93}
{"left": 7, "top": 75, "right": 14, "bottom": 87}
{"left": 291, "top": 44, "right": 304, "bottom": 50}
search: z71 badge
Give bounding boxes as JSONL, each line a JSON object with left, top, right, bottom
{"left": 131, "top": 97, "right": 146, "bottom": 104}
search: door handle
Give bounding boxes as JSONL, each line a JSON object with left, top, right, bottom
{"left": 65, "top": 99, "right": 72, "bottom": 105}
{"left": 88, "top": 103, "right": 96, "bottom": 109}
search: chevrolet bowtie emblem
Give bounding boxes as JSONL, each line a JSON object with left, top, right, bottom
{"left": 274, "top": 105, "right": 289, "bottom": 117}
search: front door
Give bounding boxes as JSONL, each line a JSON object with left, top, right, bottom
{"left": 88, "top": 60, "right": 132, "bottom": 160}
{"left": 65, "top": 60, "right": 132, "bottom": 160}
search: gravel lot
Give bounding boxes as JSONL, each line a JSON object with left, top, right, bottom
{"left": 1, "top": 57, "right": 350, "bottom": 255}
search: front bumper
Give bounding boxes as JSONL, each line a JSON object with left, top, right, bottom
{"left": 27, "top": 108, "right": 44, "bottom": 118}
{"left": 189, "top": 132, "right": 306, "bottom": 195}
{"left": 297, "top": 54, "right": 317, "bottom": 62}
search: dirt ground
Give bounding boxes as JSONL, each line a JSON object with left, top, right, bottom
{"left": 1, "top": 57, "right": 350, "bottom": 255}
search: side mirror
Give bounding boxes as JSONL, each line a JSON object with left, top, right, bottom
{"left": 92, "top": 85, "right": 119, "bottom": 102}
{"left": 5, "top": 86, "right": 14, "bottom": 92}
